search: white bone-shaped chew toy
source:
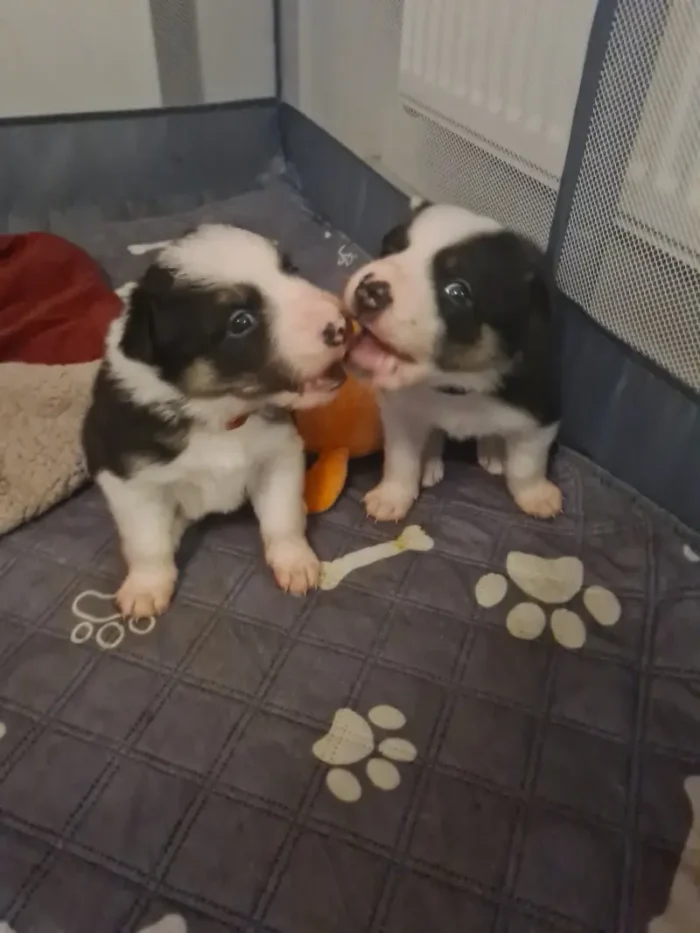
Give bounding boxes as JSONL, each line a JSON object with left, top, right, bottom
{"left": 127, "top": 239, "right": 173, "bottom": 255}
{"left": 319, "top": 525, "right": 434, "bottom": 590}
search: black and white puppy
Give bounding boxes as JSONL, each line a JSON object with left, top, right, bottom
{"left": 83, "top": 225, "right": 349, "bottom": 618}
{"left": 344, "top": 202, "right": 561, "bottom": 521}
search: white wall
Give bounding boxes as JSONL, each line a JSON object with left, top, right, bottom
{"left": 0, "top": 0, "right": 162, "bottom": 117}
{"left": 0, "top": 0, "right": 276, "bottom": 118}
{"left": 195, "top": 0, "right": 275, "bottom": 103}
{"left": 284, "top": 0, "right": 396, "bottom": 164}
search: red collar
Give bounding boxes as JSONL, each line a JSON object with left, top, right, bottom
{"left": 225, "top": 415, "right": 249, "bottom": 431}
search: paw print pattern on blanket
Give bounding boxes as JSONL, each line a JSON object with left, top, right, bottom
{"left": 71, "top": 589, "right": 157, "bottom": 650}
{"left": 475, "top": 552, "right": 621, "bottom": 649}
{"left": 313, "top": 706, "right": 417, "bottom": 803}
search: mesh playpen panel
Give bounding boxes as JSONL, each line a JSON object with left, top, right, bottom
{"left": 557, "top": 0, "right": 700, "bottom": 391}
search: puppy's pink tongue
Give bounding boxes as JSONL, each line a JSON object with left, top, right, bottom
{"left": 350, "top": 334, "right": 398, "bottom": 375}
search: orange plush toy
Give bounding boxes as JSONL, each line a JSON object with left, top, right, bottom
{"left": 294, "top": 372, "right": 383, "bottom": 513}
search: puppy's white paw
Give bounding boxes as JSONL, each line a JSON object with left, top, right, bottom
{"left": 478, "top": 452, "right": 505, "bottom": 476}
{"left": 267, "top": 538, "right": 320, "bottom": 595}
{"left": 421, "top": 458, "right": 445, "bottom": 488}
{"left": 477, "top": 437, "right": 505, "bottom": 475}
{"left": 364, "top": 482, "right": 416, "bottom": 522}
{"left": 117, "top": 567, "right": 176, "bottom": 618}
{"left": 513, "top": 480, "right": 563, "bottom": 519}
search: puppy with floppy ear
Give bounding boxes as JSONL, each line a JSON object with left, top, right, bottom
{"left": 344, "top": 202, "right": 562, "bottom": 521}
{"left": 83, "top": 225, "right": 349, "bottom": 618}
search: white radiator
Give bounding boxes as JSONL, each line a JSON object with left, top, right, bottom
{"left": 398, "top": 0, "right": 597, "bottom": 181}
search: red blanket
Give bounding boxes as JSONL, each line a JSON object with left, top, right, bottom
{"left": 0, "top": 232, "right": 121, "bottom": 364}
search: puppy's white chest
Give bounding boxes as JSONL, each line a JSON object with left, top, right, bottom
{"left": 183, "top": 430, "right": 251, "bottom": 473}
{"left": 386, "top": 387, "right": 536, "bottom": 440}
{"left": 170, "top": 430, "right": 251, "bottom": 518}
{"left": 435, "top": 393, "right": 536, "bottom": 438}
{"left": 433, "top": 394, "right": 502, "bottom": 439}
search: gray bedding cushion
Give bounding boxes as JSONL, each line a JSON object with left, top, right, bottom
{"left": 0, "top": 181, "right": 699, "bottom": 933}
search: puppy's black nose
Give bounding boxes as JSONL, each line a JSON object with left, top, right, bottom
{"left": 354, "top": 274, "right": 391, "bottom": 316}
{"left": 322, "top": 320, "right": 348, "bottom": 348}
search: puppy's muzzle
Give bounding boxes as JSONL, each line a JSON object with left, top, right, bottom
{"left": 353, "top": 273, "right": 392, "bottom": 319}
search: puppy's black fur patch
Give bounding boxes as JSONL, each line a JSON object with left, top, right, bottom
{"left": 376, "top": 217, "right": 559, "bottom": 426}
{"left": 429, "top": 231, "right": 559, "bottom": 425}
{"left": 432, "top": 232, "right": 544, "bottom": 353}
{"left": 82, "top": 366, "right": 190, "bottom": 478}
{"left": 495, "top": 270, "right": 560, "bottom": 426}
{"left": 121, "top": 265, "right": 296, "bottom": 398}
{"left": 83, "top": 255, "right": 303, "bottom": 481}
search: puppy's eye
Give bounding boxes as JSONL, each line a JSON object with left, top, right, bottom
{"left": 443, "top": 279, "right": 473, "bottom": 308}
{"left": 227, "top": 308, "right": 258, "bottom": 338}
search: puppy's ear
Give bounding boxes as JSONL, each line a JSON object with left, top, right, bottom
{"left": 120, "top": 265, "right": 180, "bottom": 366}
{"left": 380, "top": 222, "right": 410, "bottom": 257}
{"left": 519, "top": 264, "right": 555, "bottom": 363}
{"left": 120, "top": 285, "right": 157, "bottom": 364}
{"left": 379, "top": 200, "right": 432, "bottom": 257}
{"left": 409, "top": 196, "right": 432, "bottom": 216}
{"left": 527, "top": 268, "right": 552, "bottom": 320}
{"left": 503, "top": 234, "right": 551, "bottom": 332}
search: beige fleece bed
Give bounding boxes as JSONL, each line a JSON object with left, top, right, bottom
{"left": 0, "top": 360, "right": 98, "bottom": 534}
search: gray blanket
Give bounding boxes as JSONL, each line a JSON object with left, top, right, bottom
{"left": 0, "top": 181, "right": 699, "bottom": 933}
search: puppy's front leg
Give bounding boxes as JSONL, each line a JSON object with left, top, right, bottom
{"left": 421, "top": 428, "right": 446, "bottom": 488}
{"left": 505, "top": 423, "right": 562, "bottom": 519}
{"left": 98, "top": 473, "right": 178, "bottom": 618}
{"left": 250, "top": 445, "right": 320, "bottom": 596}
{"left": 365, "top": 402, "right": 430, "bottom": 522}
